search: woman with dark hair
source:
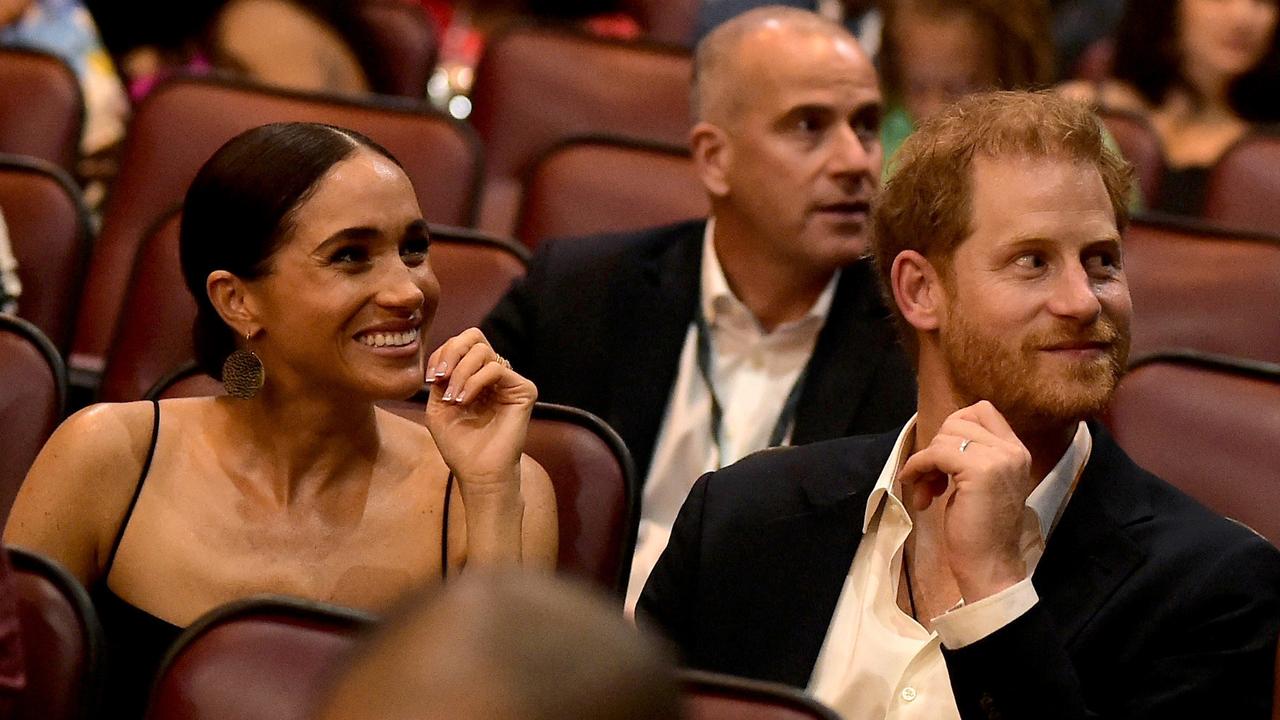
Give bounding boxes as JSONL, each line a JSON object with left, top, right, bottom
{"left": 4, "top": 122, "right": 558, "bottom": 718}
{"left": 1062, "top": 0, "right": 1280, "bottom": 214}
{"left": 877, "top": 0, "right": 1057, "bottom": 171}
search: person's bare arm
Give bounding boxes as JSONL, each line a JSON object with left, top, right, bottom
{"left": 4, "top": 402, "right": 154, "bottom": 585}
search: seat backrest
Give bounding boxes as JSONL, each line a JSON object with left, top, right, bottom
{"left": 1097, "top": 108, "right": 1163, "bottom": 204}
{"left": 144, "top": 596, "right": 373, "bottom": 720}
{"left": 515, "top": 136, "right": 707, "bottom": 249}
{"left": 468, "top": 25, "right": 692, "bottom": 233}
{"left": 98, "top": 211, "right": 192, "bottom": 402}
{"left": 1123, "top": 215, "right": 1280, "bottom": 364}
{"left": 8, "top": 546, "right": 103, "bottom": 720}
{"left": 681, "top": 670, "right": 842, "bottom": 720}
{"left": 352, "top": 0, "right": 439, "bottom": 98}
{"left": 375, "top": 399, "right": 639, "bottom": 595}
{"left": 422, "top": 226, "right": 529, "bottom": 353}
{"left": 0, "top": 49, "right": 83, "bottom": 171}
{"left": 103, "top": 220, "right": 524, "bottom": 402}
{"left": 1204, "top": 131, "right": 1280, "bottom": 236}
{"left": 71, "top": 75, "right": 483, "bottom": 380}
{"left": 1105, "top": 353, "right": 1280, "bottom": 547}
{"left": 621, "top": 0, "right": 698, "bottom": 45}
{"left": 0, "top": 316, "right": 65, "bottom": 526}
{"left": 0, "top": 155, "right": 90, "bottom": 353}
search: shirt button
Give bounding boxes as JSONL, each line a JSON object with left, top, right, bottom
{"left": 901, "top": 687, "right": 918, "bottom": 702}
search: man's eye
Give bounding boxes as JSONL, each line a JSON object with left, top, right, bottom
{"left": 1013, "top": 253, "right": 1046, "bottom": 269}
{"left": 1086, "top": 252, "right": 1121, "bottom": 272}
{"left": 796, "top": 114, "right": 824, "bottom": 133}
{"left": 401, "top": 237, "right": 430, "bottom": 264}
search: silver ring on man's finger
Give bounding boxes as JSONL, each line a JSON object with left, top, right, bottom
{"left": 959, "top": 438, "right": 972, "bottom": 453}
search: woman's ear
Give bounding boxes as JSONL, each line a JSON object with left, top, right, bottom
{"left": 891, "top": 250, "right": 945, "bottom": 333}
{"left": 690, "top": 121, "right": 731, "bottom": 199}
{"left": 206, "top": 270, "right": 261, "bottom": 338}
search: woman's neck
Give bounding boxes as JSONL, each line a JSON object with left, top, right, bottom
{"left": 220, "top": 386, "right": 383, "bottom": 507}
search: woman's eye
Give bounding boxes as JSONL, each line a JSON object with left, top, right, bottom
{"left": 331, "top": 246, "right": 369, "bottom": 264}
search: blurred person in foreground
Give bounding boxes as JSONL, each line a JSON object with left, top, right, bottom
{"left": 316, "top": 572, "right": 683, "bottom": 720}
{"left": 482, "top": 6, "right": 916, "bottom": 614}
{"left": 640, "top": 91, "right": 1280, "bottom": 719}
{"left": 5, "top": 122, "right": 557, "bottom": 718}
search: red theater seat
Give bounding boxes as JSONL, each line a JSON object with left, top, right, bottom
{"left": 469, "top": 25, "right": 692, "bottom": 235}
{"left": 1106, "top": 352, "right": 1280, "bottom": 547}
{"left": 1123, "top": 215, "right": 1280, "bottom": 364}
{"left": 1097, "top": 108, "right": 1163, "bottom": 205}
{"left": 353, "top": 0, "right": 439, "bottom": 98}
{"left": 0, "top": 317, "right": 64, "bottom": 525}
{"left": 0, "top": 49, "right": 82, "bottom": 172}
{"left": 0, "top": 155, "right": 90, "bottom": 353}
{"left": 8, "top": 546, "right": 103, "bottom": 720}
{"left": 682, "top": 670, "right": 842, "bottom": 720}
{"left": 515, "top": 136, "right": 707, "bottom": 249}
{"left": 1204, "top": 131, "right": 1280, "bottom": 236}
{"left": 144, "top": 596, "right": 372, "bottom": 720}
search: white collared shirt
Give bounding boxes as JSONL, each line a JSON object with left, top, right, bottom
{"left": 624, "top": 218, "right": 839, "bottom": 614}
{"left": 808, "top": 417, "right": 1092, "bottom": 718}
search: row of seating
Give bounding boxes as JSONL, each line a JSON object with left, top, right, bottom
{"left": 0, "top": 543, "right": 844, "bottom": 720}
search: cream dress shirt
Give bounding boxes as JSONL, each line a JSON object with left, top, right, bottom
{"left": 808, "top": 417, "right": 1092, "bottom": 719}
{"left": 623, "top": 219, "right": 838, "bottom": 614}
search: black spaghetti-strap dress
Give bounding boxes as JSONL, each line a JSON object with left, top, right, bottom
{"left": 88, "top": 400, "right": 456, "bottom": 718}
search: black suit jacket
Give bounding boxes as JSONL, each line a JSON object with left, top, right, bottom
{"left": 481, "top": 220, "right": 917, "bottom": 478}
{"left": 639, "top": 424, "right": 1280, "bottom": 719}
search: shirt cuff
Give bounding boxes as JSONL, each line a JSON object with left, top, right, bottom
{"left": 932, "top": 577, "right": 1038, "bottom": 649}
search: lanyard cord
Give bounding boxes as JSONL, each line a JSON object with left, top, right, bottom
{"left": 693, "top": 310, "right": 808, "bottom": 467}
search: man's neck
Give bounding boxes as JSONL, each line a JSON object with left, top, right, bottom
{"left": 711, "top": 224, "right": 834, "bottom": 333}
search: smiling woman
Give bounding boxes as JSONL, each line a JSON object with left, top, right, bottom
{"left": 2, "top": 122, "right": 558, "bottom": 719}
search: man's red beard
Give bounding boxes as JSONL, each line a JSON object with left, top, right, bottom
{"left": 939, "top": 307, "right": 1130, "bottom": 436}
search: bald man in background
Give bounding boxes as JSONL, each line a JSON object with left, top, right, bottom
{"left": 482, "top": 7, "right": 915, "bottom": 612}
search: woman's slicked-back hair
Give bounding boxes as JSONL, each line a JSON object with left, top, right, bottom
{"left": 179, "top": 122, "right": 402, "bottom": 379}
{"left": 1112, "top": 0, "right": 1280, "bottom": 122}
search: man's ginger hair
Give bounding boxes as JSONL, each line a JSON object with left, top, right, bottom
{"left": 870, "top": 90, "right": 1133, "bottom": 355}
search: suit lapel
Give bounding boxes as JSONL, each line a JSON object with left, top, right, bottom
{"left": 604, "top": 223, "right": 704, "bottom": 476}
{"left": 1034, "top": 425, "right": 1152, "bottom": 646}
{"left": 792, "top": 260, "right": 900, "bottom": 443}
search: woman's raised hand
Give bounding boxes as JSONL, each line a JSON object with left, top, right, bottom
{"left": 423, "top": 328, "right": 537, "bottom": 497}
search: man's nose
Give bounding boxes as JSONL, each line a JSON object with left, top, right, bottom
{"left": 1048, "top": 263, "right": 1103, "bottom": 324}
{"left": 828, "top": 123, "right": 875, "bottom": 178}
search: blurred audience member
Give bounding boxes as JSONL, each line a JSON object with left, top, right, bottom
{"left": 84, "top": 0, "right": 371, "bottom": 98}
{"left": 0, "top": 210, "right": 18, "bottom": 315}
{"left": 4, "top": 122, "right": 557, "bottom": 719}
{"left": 0, "top": 0, "right": 129, "bottom": 155}
{"left": 879, "top": 0, "right": 1055, "bottom": 170}
{"left": 1049, "top": 0, "right": 1126, "bottom": 79}
{"left": 482, "top": 7, "right": 916, "bottom": 614}
{"left": 1061, "top": 0, "right": 1280, "bottom": 215}
{"left": 696, "top": 0, "right": 882, "bottom": 54}
{"left": 316, "top": 572, "right": 683, "bottom": 720}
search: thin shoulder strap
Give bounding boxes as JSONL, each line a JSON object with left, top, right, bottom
{"left": 440, "top": 471, "right": 454, "bottom": 581}
{"left": 101, "top": 399, "right": 161, "bottom": 579}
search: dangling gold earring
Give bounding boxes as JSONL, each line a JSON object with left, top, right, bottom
{"left": 222, "top": 330, "right": 265, "bottom": 399}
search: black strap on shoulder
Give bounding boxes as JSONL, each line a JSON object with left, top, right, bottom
{"left": 102, "top": 400, "right": 161, "bottom": 580}
{"left": 440, "top": 471, "right": 454, "bottom": 581}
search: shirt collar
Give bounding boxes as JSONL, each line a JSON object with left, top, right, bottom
{"left": 862, "top": 415, "right": 1092, "bottom": 541}
{"left": 700, "top": 217, "right": 840, "bottom": 330}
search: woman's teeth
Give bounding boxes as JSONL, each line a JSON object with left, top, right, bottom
{"left": 359, "top": 329, "right": 418, "bottom": 348}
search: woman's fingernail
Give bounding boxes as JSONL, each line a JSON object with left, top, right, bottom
{"left": 434, "top": 361, "right": 447, "bottom": 377}
{"left": 454, "top": 390, "right": 466, "bottom": 403}
{"left": 442, "top": 388, "right": 453, "bottom": 401}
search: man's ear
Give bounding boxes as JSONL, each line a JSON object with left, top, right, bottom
{"left": 690, "top": 120, "right": 730, "bottom": 198}
{"left": 891, "top": 250, "right": 946, "bottom": 332}
{"left": 206, "top": 270, "right": 262, "bottom": 338}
